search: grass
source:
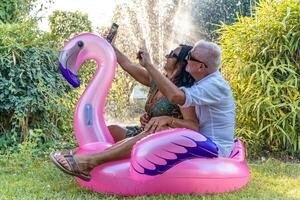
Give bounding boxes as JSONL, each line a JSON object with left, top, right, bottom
{"left": 0, "top": 154, "right": 299, "bottom": 200}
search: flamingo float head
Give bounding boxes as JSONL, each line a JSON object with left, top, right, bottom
{"left": 58, "top": 40, "right": 84, "bottom": 88}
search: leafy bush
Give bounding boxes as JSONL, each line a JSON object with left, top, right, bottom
{"left": 218, "top": 0, "right": 300, "bottom": 154}
{"left": 0, "top": 22, "right": 74, "bottom": 150}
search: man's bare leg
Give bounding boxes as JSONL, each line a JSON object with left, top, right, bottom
{"left": 57, "top": 131, "right": 150, "bottom": 174}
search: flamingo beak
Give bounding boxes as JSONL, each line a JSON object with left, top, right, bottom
{"left": 58, "top": 41, "right": 84, "bottom": 88}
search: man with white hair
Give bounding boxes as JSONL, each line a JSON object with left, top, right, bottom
{"left": 139, "top": 40, "right": 235, "bottom": 157}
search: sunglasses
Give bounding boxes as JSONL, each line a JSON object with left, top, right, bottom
{"left": 165, "top": 50, "right": 179, "bottom": 60}
{"left": 186, "top": 51, "right": 208, "bottom": 68}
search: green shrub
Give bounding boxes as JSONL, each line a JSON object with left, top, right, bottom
{"left": 0, "top": 22, "right": 74, "bottom": 150}
{"left": 218, "top": 0, "right": 300, "bottom": 154}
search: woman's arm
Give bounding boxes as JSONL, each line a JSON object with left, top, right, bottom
{"left": 144, "top": 107, "right": 199, "bottom": 133}
{"left": 113, "top": 46, "right": 151, "bottom": 86}
{"left": 138, "top": 48, "right": 186, "bottom": 105}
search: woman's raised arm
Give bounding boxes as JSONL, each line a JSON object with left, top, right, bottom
{"left": 113, "top": 46, "right": 151, "bottom": 86}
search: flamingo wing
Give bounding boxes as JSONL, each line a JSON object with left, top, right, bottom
{"left": 131, "top": 128, "right": 218, "bottom": 176}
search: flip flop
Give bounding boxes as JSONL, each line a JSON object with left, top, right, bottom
{"left": 50, "top": 152, "right": 91, "bottom": 181}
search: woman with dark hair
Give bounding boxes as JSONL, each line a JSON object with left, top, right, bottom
{"left": 50, "top": 44, "right": 199, "bottom": 181}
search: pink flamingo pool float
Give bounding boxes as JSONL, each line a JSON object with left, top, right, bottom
{"left": 58, "top": 33, "right": 250, "bottom": 195}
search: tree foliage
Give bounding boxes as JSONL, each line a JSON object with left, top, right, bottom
{"left": 0, "top": 0, "right": 51, "bottom": 24}
{"left": 218, "top": 0, "right": 300, "bottom": 154}
{"left": 49, "top": 10, "right": 92, "bottom": 47}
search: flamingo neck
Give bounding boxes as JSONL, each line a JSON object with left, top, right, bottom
{"left": 72, "top": 34, "right": 116, "bottom": 147}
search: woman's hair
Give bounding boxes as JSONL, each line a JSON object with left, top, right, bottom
{"left": 171, "top": 44, "right": 195, "bottom": 87}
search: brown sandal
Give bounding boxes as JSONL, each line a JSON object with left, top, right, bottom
{"left": 50, "top": 152, "right": 91, "bottom": 181}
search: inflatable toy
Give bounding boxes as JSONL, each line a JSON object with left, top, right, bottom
{"left": 58, "top": 33, "right": 249, "bottom": 195}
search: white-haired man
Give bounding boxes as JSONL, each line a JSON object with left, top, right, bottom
{"left": 139, "top": 40, "right": 235, "bottom": 157}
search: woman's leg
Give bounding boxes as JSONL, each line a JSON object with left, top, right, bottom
{"left": 107, "top": 124, "right": 127, "bottom": 142}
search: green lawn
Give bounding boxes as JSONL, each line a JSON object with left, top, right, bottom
{"left": 0, "top": 154, "right": 299, "bottom": 200}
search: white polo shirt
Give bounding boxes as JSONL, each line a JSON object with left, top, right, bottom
{"left": 180, "top": 71, "right": 235, "bottom": 157}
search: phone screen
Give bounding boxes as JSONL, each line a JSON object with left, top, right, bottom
{"left": 106, "top": 23, "right": 119, "bottom": 43}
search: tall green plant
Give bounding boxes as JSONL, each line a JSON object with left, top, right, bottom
{"left": 218, "top": 0, "right": 300, "bottom": 154}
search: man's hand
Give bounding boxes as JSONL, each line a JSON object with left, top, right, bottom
{"left": 140, "top": 113, "right": 150, "bottom": 128}
{"left": 144, "top": 116, "right": 172, "bottom": 133}
{"left": 137, "top": 48, "right": 153, "bottom": 68}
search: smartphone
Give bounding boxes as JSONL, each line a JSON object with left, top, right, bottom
{"left": 106, "top": 23, "right": 119, "bottom": 43}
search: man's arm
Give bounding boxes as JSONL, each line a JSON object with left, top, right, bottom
{"left": 113, "top": 46, "right": 151, "bottom": 86}
{"left": 144, "top": 63, "right": 186, "bottom": 105}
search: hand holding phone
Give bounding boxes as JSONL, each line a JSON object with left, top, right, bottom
{"left": 106, "top": 23, "right": 119, "bottom": 43}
